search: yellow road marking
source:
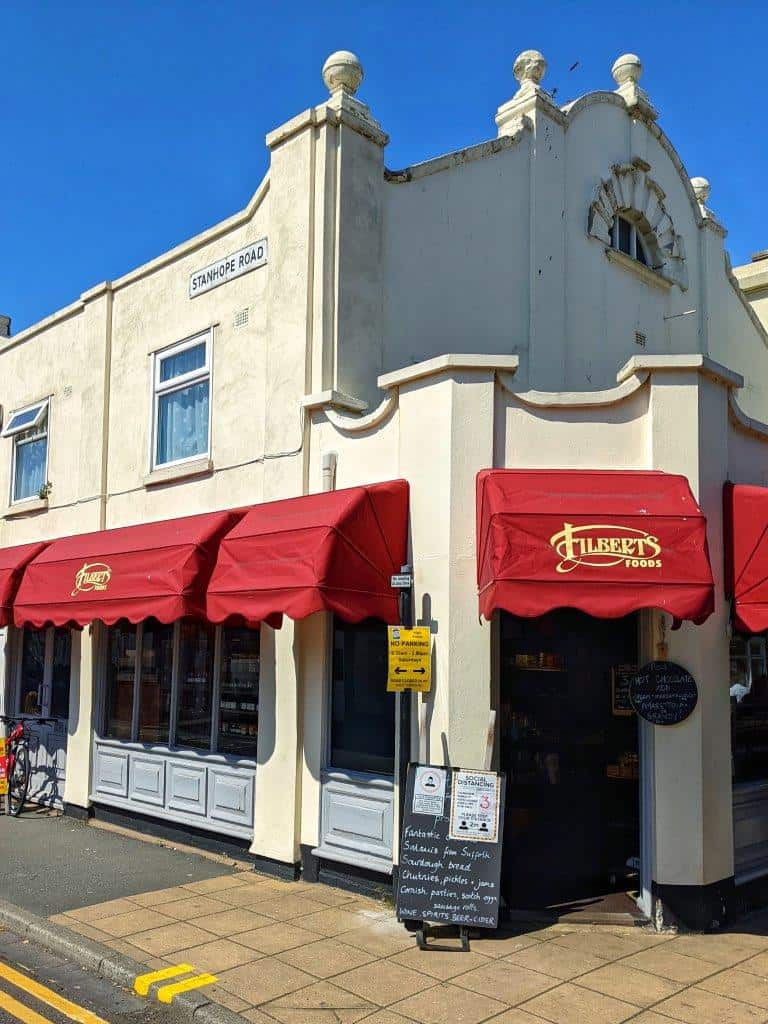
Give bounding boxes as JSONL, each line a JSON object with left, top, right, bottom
{"left": 0, "top": 987, "right": 55, "bottom": 1024}
{"left": 133, "top": 963, "right": 195, "bottom": 996}
{"left": 156, "top": 973, "right": 217, "bottom": 1003}
{"left": 0, "top": 961, "right": 108, "bottom": 1024}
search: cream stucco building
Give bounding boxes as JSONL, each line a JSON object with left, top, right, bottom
{"left": 3, "top": 47, "right": 768, "bottom": 931}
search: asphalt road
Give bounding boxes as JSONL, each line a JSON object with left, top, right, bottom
{"left": 0, "top": 928, "right": 167, "bottom": 1024}
{"left": 0, "top": 809, "right": 239, "bottom": 917}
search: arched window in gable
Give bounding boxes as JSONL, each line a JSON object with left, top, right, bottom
{"left": 588, "top": 159, "right": 688, "bottom": 290}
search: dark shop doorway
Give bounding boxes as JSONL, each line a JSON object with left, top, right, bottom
{"left": 499, "top": 609, "right": 641, "bottom": 916}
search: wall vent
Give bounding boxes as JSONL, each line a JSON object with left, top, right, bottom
{"left": 634, "top": 331, "right": 647, "bottom": 348}
{"left": 233, "top": 308, "right": 249, "bottom": 328}
{"left": 62, "top": 385, "right": 73, "bottom": 399}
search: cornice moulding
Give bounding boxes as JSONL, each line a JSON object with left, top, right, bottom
{"left": 729, "top": 392, "right": 768, "bottom": 441}
{"left": 617, "top": 354, "right": 743, "bottom": 389}
{"left": 500, "top": 371, "right": 649, "bottom": 409}
{"left": 324, "top": 393, "right": 399, "bottom": 434}
{"left": 385, "top": 131, "right": 527, "bottom": 185}
{"left": 377, "top": 354, "right": 520, "bottom": 391}
{"left": 301, "top": 390, "right": 369, "bottom": 414}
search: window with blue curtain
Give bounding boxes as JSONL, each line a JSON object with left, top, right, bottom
{"left": 153, "top": 334, "right": 210, "bottom": 467}
{"left": 13, "top": 412, "right": 48, "bottom": 503}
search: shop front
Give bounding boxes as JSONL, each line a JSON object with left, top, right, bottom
{"left": 477, "top": 469, "right": 715, "bottom": 915}
{"left": 725, "top": 484, "right": 768, "bottom": 883}
{"left": 2, "top": 481, "right": 408, "bottom": 856}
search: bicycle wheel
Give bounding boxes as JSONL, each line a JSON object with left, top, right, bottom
{"left": 8, "top": 743, "right": 30, "bottom": 817}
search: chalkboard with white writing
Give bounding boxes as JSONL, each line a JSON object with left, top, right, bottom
{"left": 396, "top": 763, "right": 506, "bottom": 930}
{"left": 629, "top": 661, "right": 698, "bottom": 726}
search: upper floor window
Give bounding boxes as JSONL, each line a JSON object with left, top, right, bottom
{"left": 611, "top": 215, "right": 650, "bottom": 267}
{"left": 2, "top": 399, "right": 49, "bottom": 503}
{"left": 152, "top": 331, "right": 211, "bottom": 469}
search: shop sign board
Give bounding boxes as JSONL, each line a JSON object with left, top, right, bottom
{"left": 189, "top": 238, "right": 268, "bottom": 297}
{"left": 630, "top": 661, "right": 698, "bottom": 726}
{"left": 387, "top": 626, "right": 431, "bottom": 692}
{"left": 397, "top": 763, "right": 506, "bottom": 930}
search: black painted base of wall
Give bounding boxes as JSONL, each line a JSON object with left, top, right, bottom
{"left": 654, "top": 877, "right": 736, "bottom": 931}
{"left": 300, "top": 844, "right": 394, "bottom": 899}
{"left": 62, "top": 802, "right": 94, "bottom": 821}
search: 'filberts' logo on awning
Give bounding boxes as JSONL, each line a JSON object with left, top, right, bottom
{"left": 72, "top": 562, "right": 112, "bottom": 596}
{"left": 549, "top": 523, "right": 662, "bottom": 574}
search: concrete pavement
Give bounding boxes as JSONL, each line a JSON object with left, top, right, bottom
{"left": 6, "top": 812, "right": 768, "bottom": 1023}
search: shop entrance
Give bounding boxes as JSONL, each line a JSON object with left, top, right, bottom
{"left": 499, "top": 609, "right": 640, "bottom": 913}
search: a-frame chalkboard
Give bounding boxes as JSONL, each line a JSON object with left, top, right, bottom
{"left": 396, "top": 763, "right": 506, "bottom": 939}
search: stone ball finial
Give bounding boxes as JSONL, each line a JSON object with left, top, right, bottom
{"left": 612, "top": 53, "right": 643, "bottom": 86}
{"left": 690, "top": 176, "right": 711, "bottom": 204}
{"left": 513, "top": 49, "right": 547, "bottom": 88}
{"left": 322, "top": 51, "right": 363, "bottom": 96}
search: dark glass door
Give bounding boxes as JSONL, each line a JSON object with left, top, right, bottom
{"left": 499, "top": 609, "right": 639, "bottom": 909}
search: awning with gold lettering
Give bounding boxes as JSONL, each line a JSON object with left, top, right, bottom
{"left": 13, "top": 510, "right": 244, "bottom": 629}
{"left": 0, "top": 542, "right": 48, "bottom": 627}
{"left": 477, "top": 470, "right": 714, "bottom": 623}
{"left": 724, "top": 483, "right": 768, "bottom": 633}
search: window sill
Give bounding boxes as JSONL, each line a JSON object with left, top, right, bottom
{"left": 605, "top": 247, "right": 673, "bottom": 291}
{"left": 143, "top": 458, "right": 213, "bottom": 488}
{"left": 3, "top": 496, "right": 49, "bottom": 519}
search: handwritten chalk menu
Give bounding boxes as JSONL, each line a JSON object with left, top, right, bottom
{"left": 397, "top": 764, "right": 506, "bottom": 930}
{"left": 630, "top": 661, "right": 698, "bottom": 726}
{"left": 612, "top": 665, "right": 636, "bottom": 717}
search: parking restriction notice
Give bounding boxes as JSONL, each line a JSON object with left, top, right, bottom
{"left": 0, "top": 738, "right": 7, "bottom": 797}
{"left": 387, "top": 626, "right": 432, "bottom": 692}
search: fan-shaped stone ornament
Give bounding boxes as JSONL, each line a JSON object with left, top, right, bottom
{"left": 587, "top": 158, "right": 688, "bottom": 290}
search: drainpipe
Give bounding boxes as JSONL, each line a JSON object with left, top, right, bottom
{"left": 321, "top": 452, "right": 337, "bottom": 493}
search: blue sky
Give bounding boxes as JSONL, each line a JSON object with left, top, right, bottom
{"left": 2, "top": 1, "right": 765, "bottom": 332}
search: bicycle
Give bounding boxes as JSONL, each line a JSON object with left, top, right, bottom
{"left": 0, "top": 716, "right": 56, "bottom": 817}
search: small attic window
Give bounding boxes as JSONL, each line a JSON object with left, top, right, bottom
{"left": 612, "top": 214, "right": 649, "bottom": 266}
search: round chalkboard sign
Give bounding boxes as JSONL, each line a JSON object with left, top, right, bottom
{"left": 629, "top": 661, "right": 698, "bottom": 726}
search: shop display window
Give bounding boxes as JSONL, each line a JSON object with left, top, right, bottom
{"left": 104, "top": 623, "right": 137, "bottom": 739}
{"left": 730, "top": 635, "right": 768, "bottom": 784}
{"left": 101, "top": 618, "right": 259, "bottom": 758}
{"left": 330, "top": 618, "right": 395, "bottom": 775}
{"left": 217, "top": 626, "right": 260, "bottom": 756}
{"left": 176, "top": 621, "right": 215, "bottom": 750}
{"left": 16, "top": 626, "right": 72, "bottom": 720}
{"left": 137, "top": 619, "right": 174, "bottom": 744}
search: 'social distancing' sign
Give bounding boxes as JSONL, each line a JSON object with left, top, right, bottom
{"left": 387, "top": 626, "right": 432, "bottom": 692}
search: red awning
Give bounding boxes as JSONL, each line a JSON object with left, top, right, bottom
{"left": 0, "top": 542, "right": 48, "bottom": 627}
{"left": 477, "top": 469, "right": 714, "bottom": 623}
{"left": 724, "top": 483, "right": 768, "bottom": 633}
{"left": 207, "top": 480, "right": 409, "bottom": 627}
{"left": 13, "top": 510, "right": 244, "bottom": 629}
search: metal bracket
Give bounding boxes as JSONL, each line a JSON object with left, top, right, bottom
{"left": 415, "top": 923, "right": 470, "bottom": 952}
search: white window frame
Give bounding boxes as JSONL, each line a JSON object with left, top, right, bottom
{"left": 611, "top": 214, "right": 651, "bottom": 267}
{"left": 3, "top": 398, "right": 50, "bottom": 505}
{"left": 150, "top": 330, "right": 212, "bottom": 471}
{"left": 14, "top": 626, "right": 71, "bottom": 720}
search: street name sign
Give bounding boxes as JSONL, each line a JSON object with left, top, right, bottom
{"left": 189, "top": 238, "right": 268, "bottom": 297}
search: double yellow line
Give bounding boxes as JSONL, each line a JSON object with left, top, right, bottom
{"left": 0, "top": 960, "right": 108, "bottom": 1024}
